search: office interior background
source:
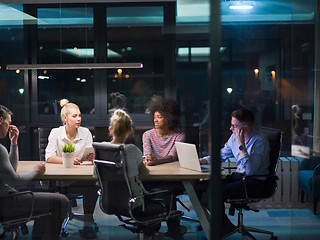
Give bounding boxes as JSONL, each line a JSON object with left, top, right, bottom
{"left": 0, "top": 0, "right": 319, "bottom": 237}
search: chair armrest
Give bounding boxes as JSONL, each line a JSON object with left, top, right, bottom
{"left": 236, "top": 174, "right": 278, "bottom": 201}
{"left": 299, "top": 156, "right": 320, "bottom": 170}
{"left": 313, "top": 164, "right": 320, "bottom": 176}
{"left": 132, "top": 189, "right": 173, "bottom": 210}
{"left": 246, "top": 174, "right": 279, "bottom": 180}
{"left": 129, "top": 189, "right": 176, "bottom": 224}
{"left": 0, "top": 191, "right": 35, "bottom": 223}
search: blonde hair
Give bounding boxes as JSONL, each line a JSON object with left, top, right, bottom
{"left": 60, "top": 99, "right": 80, "bottom": 125}
{"left": 109, "top": 109, "right": 132, "bottom": 143}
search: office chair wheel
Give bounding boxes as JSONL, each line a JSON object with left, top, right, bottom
{"left": 61, "top": 230, "right": 68, "bottom": 238}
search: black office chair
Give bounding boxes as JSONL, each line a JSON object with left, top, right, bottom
{"left": 0, "top": 191, "right": 51, "bottom": 240}
{"left": 37, "top": 128, "right": 98, "bottom": 237}
{"left": 93, "top": 142, "right": 183, "bottom": 240}
{"left": 224, "top": 127, "right": 283, "bottom": 240}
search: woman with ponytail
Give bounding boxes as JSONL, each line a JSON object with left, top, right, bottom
{"left": 108, "top": 109, "right": 184, "bottom": 240}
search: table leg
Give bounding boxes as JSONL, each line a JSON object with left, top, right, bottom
{"left": 182, "top": 180, "right": 210, "bottom": 239}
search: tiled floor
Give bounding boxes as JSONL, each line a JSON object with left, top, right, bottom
{"left": 2, "top": 196, "right": 320, "bottom": 239}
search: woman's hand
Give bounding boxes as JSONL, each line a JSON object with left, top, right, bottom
{"left": 74, "top": 157, "right": 82, "bottom": 165}
{"left": 199, "top": 158, "right": 208, "bottom": 165}
{"left": 8, "top": 125, "right": 19, "bottom": 146}
{"left": 144, "top": 154, "right": 157, "bottom": 166}
{"left": 34, "top": 162, "right": 46, "bottom": 175}
{"left": 86, "top": 153, "right": 94, "bottom": 164}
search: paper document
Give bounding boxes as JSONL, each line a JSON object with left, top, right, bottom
{"left": 82, "top": 146, "right": 94, "bottom": 161}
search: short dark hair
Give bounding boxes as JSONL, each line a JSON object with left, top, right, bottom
{"left": 231, "top": 108, "right": 254, "bottom": 125}
{"left": 149, "top": 98, "right": 181, "bottom": 130}
{"left": 0, "top": 105, "right": 12, "bottom": 119}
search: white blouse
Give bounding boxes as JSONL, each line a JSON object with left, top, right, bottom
{"left": 45, "top": 126, "right": 93, "bottom": 161}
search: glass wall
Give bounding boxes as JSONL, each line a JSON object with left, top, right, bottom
{"left": 175, "top": 0, "right": 317, "bottom": 156}
{"left": 106, "top": 6, "right": 165, "bottom": 114}
{"left": 37, "top": 7, "right": 95, "bottom": 115}
{"left": 0, "top": 0, "right": 319, "bottom": 238}
{"left": 0, "top": 4, "right": 26, "bottom": 153}
{"left": 0, "top": 0, "right": 318, "bottom": 158}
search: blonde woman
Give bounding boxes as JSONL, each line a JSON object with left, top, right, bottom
{"left": 45, "top": 99, "right": 98, "bottom": 239}
{"left": 108, "top": 109, "right": 184, "bottom": 240}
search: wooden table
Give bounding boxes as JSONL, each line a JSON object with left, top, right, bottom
{"left": 18, "top": 160, "right": 214, "bottom": 238}
{"left": 17, "top": 161, "right": 96, "bottom": 180}
{"left": 142, "top": 161, "right": 210, "bottom": 180}
{"left": 142, "top": 161, "right": 212, "bottom": 239}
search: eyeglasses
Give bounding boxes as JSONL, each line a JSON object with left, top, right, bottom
{"left": 230, "top": 123, "right": 246, "bottom": 129}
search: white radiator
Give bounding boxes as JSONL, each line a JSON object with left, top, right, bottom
{"left": 272, "top": 157, "right": 300, "bottom": 203}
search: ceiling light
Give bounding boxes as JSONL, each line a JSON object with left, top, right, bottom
{"left": 177, "top": 47, "right": 227, "bottom": 57}
{"left": 18, "top": 88, "right": 24, "bottom": 95}
{"left": 57, "top": 48, "right": 121, "bottom": 58}
{"left": 229, "top": 1, "right": 254, "bottom": 10}
{"left": 38, "top": 75, "right": 49, "bottom": 80}
{"left": 6, "top": 63, "right": 143, "bottom": 70}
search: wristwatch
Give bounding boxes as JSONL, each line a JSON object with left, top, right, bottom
{"left": 239, "top": 145, "right": 245, "bottom": 151}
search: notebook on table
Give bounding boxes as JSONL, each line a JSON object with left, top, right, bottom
{"left": 175, "top": 142, "right": 210, "bottom": 172}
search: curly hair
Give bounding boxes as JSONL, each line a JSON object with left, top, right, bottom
{"left": 148, "top": 98, "right": 181, "bottom": 131}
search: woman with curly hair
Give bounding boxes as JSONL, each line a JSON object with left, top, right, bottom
{"left": 142, "top": 97, "right": 185, "bottom": 166}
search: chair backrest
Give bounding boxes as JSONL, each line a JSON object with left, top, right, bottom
{"left": 259, "top": 126, "right": 283, "bottom": 175}
{"left": 93, "top": 142, "right": 131, "bottom": 217}
{"left": 38, "top": 128, "right": 52, "bottom": 161}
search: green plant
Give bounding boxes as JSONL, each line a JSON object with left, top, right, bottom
{"left": 62, "top": 143, "right": 75, "bottom": 153}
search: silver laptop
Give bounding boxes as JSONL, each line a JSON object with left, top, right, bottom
{"left": 175, "top": 142, "right": 210, "bottom": 172}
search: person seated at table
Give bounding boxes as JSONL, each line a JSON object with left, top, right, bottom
{"left": 45, "top": 99, "right": 99, "bottom": 239}
{"left": 143, "top": 97, "right": 185, "bottom": 166}
{"left": 198, "top": 108, "right": 270, "bottom": 237}
{"left": 108, "top": 109, "right": 184, "bottom": 240}
{"left": 142, "top": 97, "right": 187, "bottom": 237}
{"left": 0, "top": 104, "right": 69, "bottom": 240}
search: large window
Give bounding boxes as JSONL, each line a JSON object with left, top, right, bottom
{"left": 175, "top": 0, "right": 317, "bottom": 156}
{"left": 106, "top": 6, "right": 165, "bottom": 114}
{"left": 37, "top": 7, "right": 95, "bottom": 115}
{"left": 0, "top": 0, "right": 318, "bottom": 158}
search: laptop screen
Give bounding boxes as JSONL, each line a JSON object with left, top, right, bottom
{"left": 175, "top": 142, "right": 206, "bottom": 172}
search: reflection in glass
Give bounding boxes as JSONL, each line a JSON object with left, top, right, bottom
{"left": 106, "top": 6, "right": 164, "bottom": 114}
{"left": 38, "top": 69, "right": 94, "bottom": 114}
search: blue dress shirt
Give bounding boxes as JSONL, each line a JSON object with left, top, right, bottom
{"left": 220, "top": 129, "right": 270, "bottom": 176}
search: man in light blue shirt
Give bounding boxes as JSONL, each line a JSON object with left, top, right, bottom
{"left": 199, "top": 108, "right": 270, "bottom": 237}
{"left": 220, "top": 118, "right": 269, "bottom": 176}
